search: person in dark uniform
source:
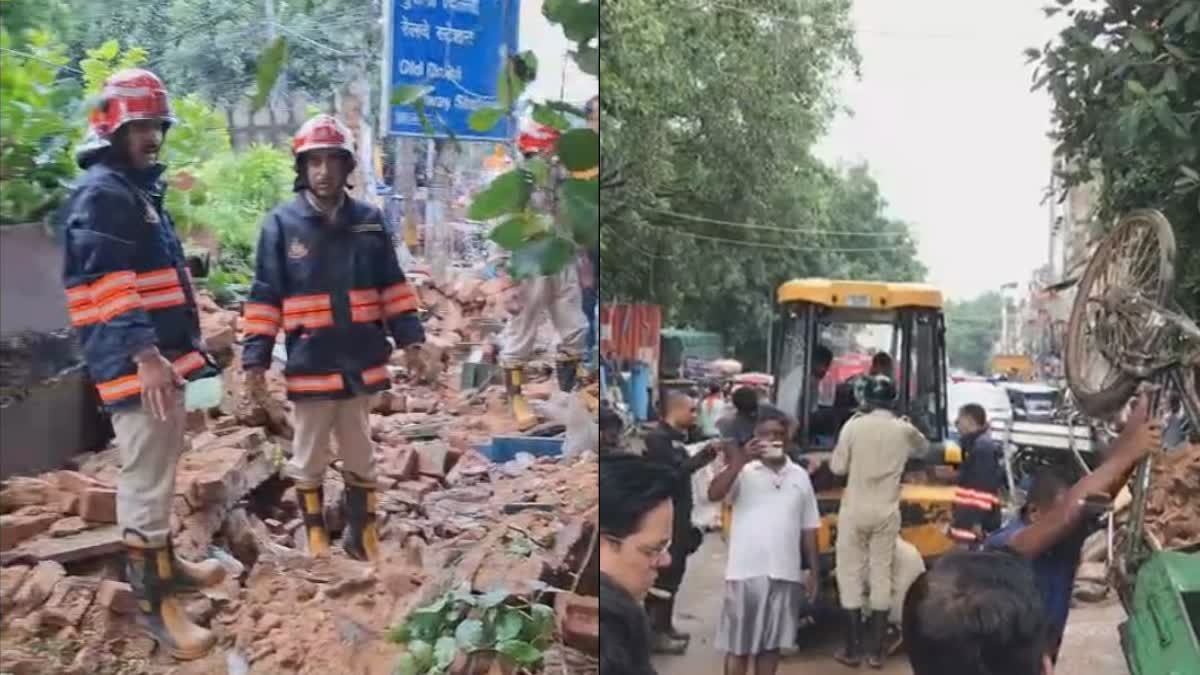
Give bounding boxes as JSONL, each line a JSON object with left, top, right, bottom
{"left": 948, "top": 404, "right": 1005, "bottom": 547}
{"left": 642, "top": 391, "right": 721, "bottom": 653}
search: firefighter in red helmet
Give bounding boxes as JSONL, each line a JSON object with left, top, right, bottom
{"left": 61, "top": 68, "right": 225, "bottom": 660}
{"left": 241, "top": 114, "right": 425, "bottom": 562}
{"left": 494, "top": 123, "right": 591, "bottom": 429}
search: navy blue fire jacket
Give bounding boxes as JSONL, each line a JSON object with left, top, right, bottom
{"left": 61, "top": 161, "right": 220, "bottom": 409}
{"left": 240, "top": 193, "right": 424, "bottom": 401}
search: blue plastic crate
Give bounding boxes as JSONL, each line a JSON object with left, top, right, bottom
{"left": 478, "top": 436, "right": 565, "bottom": 463}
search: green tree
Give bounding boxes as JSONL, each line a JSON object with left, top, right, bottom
{"left": 600, "top": 0, "right": 926, "bottom": 366}
{"left": 945, "top": 292, "right": 1004, "bottom": 375}
{"left": 1032, "top": 0, "right": 1200, "bottom": 315}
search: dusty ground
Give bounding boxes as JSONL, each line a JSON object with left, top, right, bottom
{"left": 655, "top": 536, "right": 1130, "bottom": 675}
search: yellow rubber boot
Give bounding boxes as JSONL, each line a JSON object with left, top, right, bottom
{"left": 341, "top": 472, "right": 381, "bottom": 563}
{"left": 296, "top": 485, "right": 331, "bottom": 556}
{"left": 505, "top": 368, "right": 538, "bottom": 431}
{"left": 124, "top": 531, "right": 216, "bottom": 661}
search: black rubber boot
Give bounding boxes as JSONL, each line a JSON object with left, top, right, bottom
{"left": 833, "top": 609, "right": 863, "bottom": 667}
{"left": 645, "top": 595, "right": 688, "bottom": 653}
{"left": 866, "top": 610, "right": 888, "bottom": 669}
{"left": 124, "top": 530, "right": 216, "bottom": 661}
{"left": 296, "top": 484, "right": 330, "bottom": 556}
{"left": 555, "top": 358, "right": 581, "bottom": 392}
{"left": 341, "top": 473, "right": 381, "bottom": 563}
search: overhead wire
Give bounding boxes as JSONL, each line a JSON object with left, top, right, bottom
{"left": 654, "top": 226, "right": 907, "bottom": 253}
{"left": 649, "top": 208, "right": 916, "bottom": 238}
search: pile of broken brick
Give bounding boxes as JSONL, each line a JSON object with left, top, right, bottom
{"left": 0, "top": 271, "right": 598, "bottom": 675}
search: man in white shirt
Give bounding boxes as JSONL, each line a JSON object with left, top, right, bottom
{"left": 707, "top": 409, "right": 821, "bottom": 675}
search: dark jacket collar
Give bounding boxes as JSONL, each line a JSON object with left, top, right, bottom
{"left": 599, "top": 573, "right": 656, "bottom": 675}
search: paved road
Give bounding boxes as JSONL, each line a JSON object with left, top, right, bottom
{"left": 654, "top": 535, "right": 1130, "bottom": 675}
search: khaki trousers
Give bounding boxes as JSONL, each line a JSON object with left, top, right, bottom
{"left": 111, "top": 397, "right": 187, "bottom": 546}
{"left": 835, "top": 509, "right": 901, "bottom": 611}
{"left": 286, "top": 396, "right": 376, "bottom": 488}
{"left": 890, "top": 537, "right": 926, "bottom": 624}
{"left": 498, "top": 266, "right": 588, "bottom": 368}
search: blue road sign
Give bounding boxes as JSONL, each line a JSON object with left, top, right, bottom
{"left": 383, "top": 0, "right": 519, "bottom": 140}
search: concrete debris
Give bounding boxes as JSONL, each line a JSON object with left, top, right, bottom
{"left": 0, "top": 276, "right": 596, "bottom": 673}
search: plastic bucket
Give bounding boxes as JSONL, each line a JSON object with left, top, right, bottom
{"left": 185, "top": 376, "right": 223, "bottom": 411}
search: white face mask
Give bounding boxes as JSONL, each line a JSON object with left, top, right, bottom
{"left": 762, "top": 441, "right": 785, "bottom": 460}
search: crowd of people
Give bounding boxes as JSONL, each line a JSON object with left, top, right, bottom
{"left": 598, "top": 361, "right": 1164, "bottom": 675}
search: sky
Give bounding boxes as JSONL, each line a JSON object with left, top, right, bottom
{"left": 519, "top": 0, "right": 598, "bottom": 105}
{"left": 815, "top": 0, "right": 1065, "bottom": 300}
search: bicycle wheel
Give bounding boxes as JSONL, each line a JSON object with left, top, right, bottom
{"left": 1065, "top": 210, "right": 1177, "bottom": 418}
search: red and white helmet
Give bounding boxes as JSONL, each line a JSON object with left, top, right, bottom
{"left": 517, "top": 124, "right": 560, "bottom": 156}
{"left": 292, "top": 114, "right": 355, "bottom": 157}
{"left": 87, "top": 68, "right": 175, "bottom": 140}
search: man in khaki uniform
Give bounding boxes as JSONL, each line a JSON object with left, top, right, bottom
{"left": 830, "top": 374, "right": 926, "bottom": 669}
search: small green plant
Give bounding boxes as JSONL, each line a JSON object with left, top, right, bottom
{"left": 388, "top": 587, "right": 555, "bottom": 675}
{"left": 198, "top": 143, "right": 293, "bottom": 253}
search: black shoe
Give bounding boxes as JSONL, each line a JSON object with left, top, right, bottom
{"left": 833, "top": 609, "right": 863, "bottom": 667}
{"left": 555, "top": 359, "right": 581, "bottom": 392}
{"left": 865, "top": 610, "right": 888, "bottom": 669}
{"left": 651, "top": 631, "right": 688, "bottom": 655}
{"left": 341, "top": 473, "right": 381, "bottom": 563}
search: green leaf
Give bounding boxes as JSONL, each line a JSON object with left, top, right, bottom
{"left": 514, "top": 50, "right": 539, "bottom": 83}
{"left": 478, "top": 589, "right": 510, "bottom": 609}
{"left": 394, "top": 652, "right": 419, "bottom": 675}
{"left": 1164, "top": 43, "right": 1190, "bottom": 62}
{"left": 496, "top": 639, "right": 542, "bottom": 666}
{"left": 496, "top": 59, "right": 530, "bottom": 108}
{"left": 556, "top": 129, "right": 599, "bottom": 172}
{"left": 563, "top": 178, "right": 599, "bottom": 247}
{"left": 454, "top": 619, "right": 486, "bottom": 650}
{"left": 561, "top": 0, "right": 598, "bottom": 43}
{"left": 1129, "top": 30, "right": 1154, "bottom": 55}
{"left": 1161, "top": 67, "right": 1179, "bottom": 93}
{"left": 495, "top": 609, "right": 524, "bottom": 643}
{"left": 489, "top": 216, "right": 530, "bottom": 249}
{"left": 1126, "top": 79, "right": 1147, "bottom": 96}
{"left": 1163, "top": 3, "right": 1194, "bottom": 28}
{"left": 407, "top": 640, "right": 434, "bottom": 670}
{"left": 414, "top": 100, "right": 435, "bottom": 136}
{"left": 574, "top": 44, "right": 599, "bottom": 76}
{"left": 532, "top": 104, "right": 571, "bottom": 132}
{"left": 469, "top": 170, "right": 529, "bottom": 220}
{"left": 393, "top": 84, "right": 434, "bottom": 106}
{"left": 526, "top": 158, "right": 550, "bottom": 186}
{"left": 468, "top": 107, "right": 506, "bottom": 132}
{"left": 545, "top": 101, "right": 587, "bottom": 118}
{"left": 1022, "top": 47, "right": 1041, "bottom": 64}
{"left": 509, "top": 236, "right": 576, "bottom": 278}
{"left": 433, "top": 636, "right": 458, "bottom": 670}
{"left": 1181, "top": 166, "right": 1200, "bottom": 182}
{"left": 251, "top": 37, "right": 288, "bottom": 114}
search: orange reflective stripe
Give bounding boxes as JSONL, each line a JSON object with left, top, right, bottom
{"left": 384, "top": 297, "right": 419, "bottom": 316}
{"left": 381, "top": 283, "right": 415, "bottom": 303}
{"left": 283, "top": 311, "right": 334, "bottom": 330}
{"left": 69, "top": 306, "right": 100, "bottom": 327}
{"left": 172, "top": 351, "right": 206, "bottom": 377}
{"left": 66, "top": 285, "right": 91, "bottom": 307}
{"left": 96, "top": 375, "right": 141, "bottom": 403}
{"left": 351, "top": 305, "right": 382, "bottom": 323}
{"left": 362, "top": 365, "right": 389, "bottom": 385}
{"left": 286, "top": 373, "right": 344, "bottom": 393}
{"left": 282, "top": 294, "right": 332, "bottom": 315}
{"left": 90, "top": 271, "right": 137, "bottom": 302}
{"left": 141, "top": 288, "right": 187, "bottom": 311}
{"left": 135, "top": 268, "right": 180, "bottom": 292}
{"left": 98, "top": 292, "right": 143, "bottom": 322}
{"left": 243, "top": 319, "right": 280, "bottom": 336}
{"left": 243, "top": 302, "right": 282, "bottom": 322}
{"left": 348, "top": 289, "right": 380, "bottom": 306}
